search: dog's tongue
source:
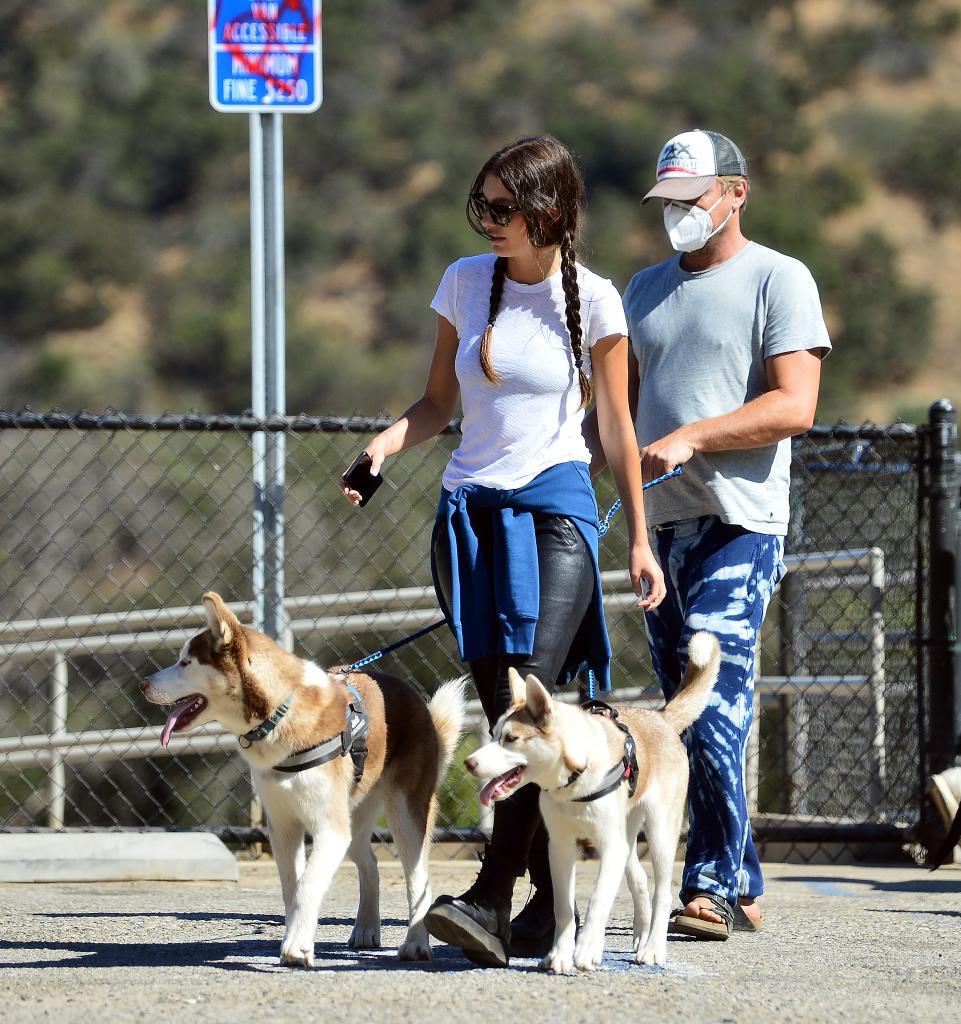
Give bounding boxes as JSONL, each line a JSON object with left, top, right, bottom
{"left": 160, "top": 702, "right": 194, "bottom": 749}
{"left": 479, "top": 770, "right": 517, "bottom": 808}
{"left": 479, "top": 778, "right": 500, "bottom": 808}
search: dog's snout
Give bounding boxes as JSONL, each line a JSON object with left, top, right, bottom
{"left": 139, "top": 679, "right": 150, "bottom": 694}
{"left": 464, "top": 755, "right": 477, "bottom": 774}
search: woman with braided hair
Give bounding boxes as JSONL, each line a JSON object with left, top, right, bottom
{"left": 341, "top": 135, "right": 665, "bottom": 967}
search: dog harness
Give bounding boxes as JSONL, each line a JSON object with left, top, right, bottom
{"left": 557, "top": 700, "right": 639, "bottom": 803}
{"left": 238, "top": 684, "right": 371, "bottom": 786}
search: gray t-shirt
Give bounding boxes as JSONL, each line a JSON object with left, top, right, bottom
{"left": 624, "top": 241, "right": 831, "bottom": 536}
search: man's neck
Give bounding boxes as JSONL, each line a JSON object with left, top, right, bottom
{"left": 679, "top": 227, "right": 749, "bottom": 273}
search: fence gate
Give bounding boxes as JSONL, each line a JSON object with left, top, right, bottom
{"left": 0, "top": 407, "right": 957, "bottom": 861}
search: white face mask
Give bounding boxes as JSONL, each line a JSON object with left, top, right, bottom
{"left": 663, "top": 189, "right": 734, "bottom": 253}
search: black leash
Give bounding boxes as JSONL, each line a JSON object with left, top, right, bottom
{"left": 344, "top": 466, "right": 683, "bottom": 676}
{"left": 346, "top": 620, "right": 446, "bottom": 673}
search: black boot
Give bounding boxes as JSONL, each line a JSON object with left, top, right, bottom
{"left": 509, "top": 886, "right": 555, "bottom": 957}
{"left": 425, "top": 846, "right": 516, "bottom": 968}
{"left": 509, "top": 821, "right": 556, "bottom": 957}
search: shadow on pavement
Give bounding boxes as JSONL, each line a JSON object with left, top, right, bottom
{"left": 0, "top": 938, "right": 478, "bottom": 973}
{"left": 775, "top": 875, "right": 961, "bottom": 894}
{"left": 32, "top": 911, "right": 408, "bottom": 928}
{"left": 865, "top": 908, "right": 961, "bottom": 919}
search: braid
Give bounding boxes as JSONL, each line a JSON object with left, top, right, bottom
{"left": 560, "top": 235, "right": 591, "bottom": 409}
{"left": 479, "top": 256, "right": 507, "bottom": 384}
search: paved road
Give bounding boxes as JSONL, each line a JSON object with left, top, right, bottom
{"left": 2, "top": 858, "right": 959, "bottom": 1023}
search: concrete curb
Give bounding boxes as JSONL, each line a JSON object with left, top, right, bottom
{"left": 0, "top": 832, "right": 239, "bottom": 882}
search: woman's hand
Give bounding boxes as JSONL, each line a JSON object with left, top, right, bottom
{"left": 629, "top": 540, "right": 666, "bottom": 611}
{"left": 341, "top": 313, "right": 460, "bottom": 508}
{"left": 339, "top": 441, "right": 388, "bottom": 507}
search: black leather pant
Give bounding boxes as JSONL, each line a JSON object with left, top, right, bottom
{"left": 433, "top": 513, "right": 595, "bottom": 883}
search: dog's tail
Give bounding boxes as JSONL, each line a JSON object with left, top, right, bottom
{"left": 428, "top": 676, "right": 469, "bottom": 787}
{"left": 661, "top": 632, "right": 721, "bottom": 734}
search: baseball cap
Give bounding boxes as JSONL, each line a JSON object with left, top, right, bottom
{"left": 642, "top": 129, "right": 749, "bottom": 203}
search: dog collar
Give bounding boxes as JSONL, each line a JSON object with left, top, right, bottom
{"left": 238, "top": 692, "right": 295, "bottom": 748}
{"left": 563, "top": 700, "right": 639, "bottom": 804}
{"left": 571, "top": 732, "right": 637, "bottom": 803}
{"left": 558, "top": 768, "right": 584, "bottom": 791}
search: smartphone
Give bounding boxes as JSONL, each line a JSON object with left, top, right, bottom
{"left": 342, "top": 451, "right": 384, "bottom": 507}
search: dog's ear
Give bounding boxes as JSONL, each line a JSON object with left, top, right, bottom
{"left": 561, "top": 728, "right": 589, "bottom": 777}
{"left": 525, "top": 674, "right": 553, "bottom": 723}
{"left": 507, "top": 667, "right": 527, "bottom": 707}
{"left": 202, "top": 591, "right": 236, "bottom": 649}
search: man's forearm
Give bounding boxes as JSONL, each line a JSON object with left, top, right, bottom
{"left": 680, "top": 388, "right": 815, "bottom": 453}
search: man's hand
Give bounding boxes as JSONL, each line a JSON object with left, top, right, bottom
{"left": 637, "top": 350, "right": 823, "bottom": 479}
{"left": 640, "top": 429, "right": 696, "bottom": 483}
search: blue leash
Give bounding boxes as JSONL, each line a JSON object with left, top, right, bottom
{"left": 597, "top": 466, "right": 682, "bottom": 537}
{"left": 345, "top": 466, "right": 683, "bottom": 676}
{"left": 585, "top": 466, "right": 681, "bottom": 698}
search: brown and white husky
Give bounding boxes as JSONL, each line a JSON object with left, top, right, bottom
{"left": 465, "top": 632, "right": 720, "bottom": 974}
{"left": 140, "top": 591, "right": 466, "bottom": 968}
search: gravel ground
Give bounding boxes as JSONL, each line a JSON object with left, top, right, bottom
{"left": 2, "top": 857, "right": 960, "bottom": 1024}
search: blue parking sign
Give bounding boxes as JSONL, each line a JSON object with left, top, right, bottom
{"left": 209, "top": 0, "right": 322, "bottom": 113}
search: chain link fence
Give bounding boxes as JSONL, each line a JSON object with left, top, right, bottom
{"left": 0, "top": 409, "right": 951, "bottom": 860}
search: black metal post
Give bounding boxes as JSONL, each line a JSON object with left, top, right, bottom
{"left": 926, "top": 399, "right": 961, "bottom": 776}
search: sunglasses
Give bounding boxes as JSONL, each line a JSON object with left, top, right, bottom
{"left": 469, "top": 192, "right": 522, "bottom": 228}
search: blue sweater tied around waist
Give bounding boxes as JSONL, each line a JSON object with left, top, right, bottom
{"left": 430, "top": 461, "right": 612, "bottom": 692}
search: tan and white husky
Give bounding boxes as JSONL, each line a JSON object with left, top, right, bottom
{"left": 141, "top": 591, "right": 466, "bottom": 968}
{"left": 465, "top": 631, "right": 720, "bottom": 974}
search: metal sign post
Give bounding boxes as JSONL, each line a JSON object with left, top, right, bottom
{"left": 208, "top": 1, "right": 323, "bottom": 641}
{"left": 248, "top": 112, "right": 287, "bottom": 642}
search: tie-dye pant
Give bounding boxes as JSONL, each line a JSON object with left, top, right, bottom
{"left": 645, "top": 515, "right": 785, "bottom": 907}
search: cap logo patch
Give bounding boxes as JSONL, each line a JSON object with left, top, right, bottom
{"left": 657, "top": 141, "right": 699, "bottom": 177}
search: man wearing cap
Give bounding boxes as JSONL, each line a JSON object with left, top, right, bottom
{"left": 599, "top": 129, "right": 831, "bottom": 939}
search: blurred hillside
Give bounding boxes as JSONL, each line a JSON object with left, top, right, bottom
{"left": 0, "top": 0, "right": 959, "bottom": 423}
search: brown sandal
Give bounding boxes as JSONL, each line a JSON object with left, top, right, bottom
{"left": 733, "top": 900, "right": 764, "bottom": 932}
{"left": 668, "top": 892, "right": 733, "bottom": 940}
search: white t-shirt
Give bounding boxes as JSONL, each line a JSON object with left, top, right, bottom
{"left": 431, "top": 253, "right": 628, "bottom": 490}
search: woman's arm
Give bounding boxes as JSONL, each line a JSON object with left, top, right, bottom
{"left": 584, "top": 347, "right": 640, "bottom": 478}
{"left": 591, "top": 334, "right": 665, "bottom": 609}
{"left": 341, "top": 315, "right": 459, "bottom": 505}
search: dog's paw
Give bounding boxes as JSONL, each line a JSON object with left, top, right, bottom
{"left": 348, "top": 922, "right": 381, "bottom": 949}
{"left": 631, "top": 926, "right": 650, "bottom": 953}
{"left": 397, "top": 937, "right": 432, "bottom": 961}
{"left": 632, "top": 913, "right": 652, "bottom": 953}
{"left": 279, "top": 937, "right": 315, "bottom": 969}
{"left": 539, "top": 948, "right": 575, "bottom": 976}
{"left": 573, "top": 936, "right": 605, "bottom": 972}
{"left": 635, "top": 938, "right": 668, "bottom": 967}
